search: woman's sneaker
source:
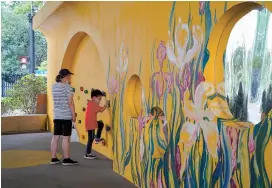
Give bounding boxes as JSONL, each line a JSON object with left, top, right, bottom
{"left": 50, "top": 158, "right": 61, "bottom": 165}
{"left": 84, "top": 154, "right": 97, "bottom": 159}
{"left": 62, "top": 158, "right": 78, "bottom": 166}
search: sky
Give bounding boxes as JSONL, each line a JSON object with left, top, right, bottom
{"left": 226, "top": 9, "right": 272, "bottom": 62}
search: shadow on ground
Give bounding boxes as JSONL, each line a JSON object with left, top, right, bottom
{"left": 1, "top": 133, "right": 135, "bottom": 188}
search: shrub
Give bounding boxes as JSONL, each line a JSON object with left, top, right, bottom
{"left": 1, "top": 97, "right": 16, "bottom": 115}
{"left": 6, "top": 74, "right": 47, "bottom": 114}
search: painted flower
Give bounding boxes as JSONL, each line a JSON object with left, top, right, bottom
{"left": 151, "top": 41, "right": 174, "bottom": 100}
{"left": 157, "top": 41, "right": 167, "bottom": 66}
{"left": 108, "top": 76, "right": 119, "bottom": 95}
{"left": 166, "top": 18, "right": 203, "bottom": 71}
{"left": 248, "top": 134, "right": 255, "bottom": 153}
{"left": 177, "top": 82, "right": 217, "bottom": 179}
{"left": 226, "top": 127, "right": 239, "bottom": 171}
{"left": 116, "top": 43, "right": 128, "bottom": 75}
{"left": 199, "top": 1, "right": 206, "bottom": 15}
{"left": 176, "top": 63, "right": 191, "bottom": 101}
{"left": 180, "top": 82, "right": 218, "bottom": 157}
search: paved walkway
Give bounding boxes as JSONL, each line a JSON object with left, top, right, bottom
{"left": 1, "top": 132, "right": 135, "bottom": 188}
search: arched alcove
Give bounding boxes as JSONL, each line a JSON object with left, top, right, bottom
{"left": 60, "top": 32, "right": 110, "bottom": 154}
{"left": 61, "top": 32, "right": 87, "bottom": 70}
{"left": 204, "top": 2, "right": 272, "bottom": 120}
{"left": 126, "top": 74, "right": 143, "bottom": 118}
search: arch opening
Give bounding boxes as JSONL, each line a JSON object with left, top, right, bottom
{"left": 205, "top": 1, "right": 272, "bottom": 121}
{"left": 126, "top": 74, "right": 143, "bottom": 118}
{"left": 224, "top": 7, "right": 272, "bottom": 124}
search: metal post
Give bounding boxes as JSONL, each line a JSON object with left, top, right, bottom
{"left": 28, "top": 2, "right": 35, "bottom": 74}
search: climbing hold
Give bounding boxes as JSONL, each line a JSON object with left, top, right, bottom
{"left": 81, "top": 135, "right": 85, "bottom": 140}
{"left": 80, "top": 87, "right": 84, "bottom": 91}
{"left": 72, "top": 88, "right": 75, "bottom": 92}
{"left": 106, "top": 125, "right": 111, "bottom": 132}
{"left": 78, "top": 120, "right": 81, "bottom": 124}
{"left": 82, "top": 107, "right": 86, "bottom": 112}
{"left": 84, "top": 90, "right": 88, "bottom": 94}
{"left": 75, "top": 113, "right": 77, "bottom": 117}
{"left": 77, "top": 96, "right": 80, "bottom": 100}
{"left": 101, "top": 138, "right": 106, "bottom": 146}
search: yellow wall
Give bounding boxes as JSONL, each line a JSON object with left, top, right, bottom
{"left": 34, "top": 1, "right": 272, "bottom": 187}
{"left": 1, "top": 115, "right": 47, "bottom": 134}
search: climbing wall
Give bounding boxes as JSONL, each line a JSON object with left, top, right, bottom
{"left": 70, "top": 34, "right": 112, "bottom": 158}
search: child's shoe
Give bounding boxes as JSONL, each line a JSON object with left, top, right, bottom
{"left": 94, "top": 138, "right": 100, "bottom": 144}
{"left": 84, "top": 153, "right": 97, "bottom": 159}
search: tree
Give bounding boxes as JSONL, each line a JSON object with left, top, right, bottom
{"left": 243, "top": 94, "right": 248, "bottom": 121}
{"left": 1, "top": 1, "right": 47, "bottom": 75}
{"left": 260, "top": 90, "right": 267, "bottom": 113}
{"left": 234, "top": 82, "right": 244, "bottom": 120}
{"left": 13, "top": 1, "right": 44, "bottom": 15}
{"left": 1, "top": 11, "right": 29, "bottom": 75}
{"left": 266, "top": 84, "right": 272, "bottom": 114}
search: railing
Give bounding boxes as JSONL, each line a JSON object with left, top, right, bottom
{"left": 1, "top": 74, "right": 25, "bottom": 97}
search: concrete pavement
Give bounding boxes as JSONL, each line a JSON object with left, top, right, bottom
{"left": 1, "top": 132, "right": 135, "bottom": 188}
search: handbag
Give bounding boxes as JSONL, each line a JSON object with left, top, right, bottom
{"left": 71, "top": 122, "right": 79, "bottom": 142}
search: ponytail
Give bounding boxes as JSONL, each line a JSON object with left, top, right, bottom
{"left": 55, "top": 75, "right": 64, "bottom": 82}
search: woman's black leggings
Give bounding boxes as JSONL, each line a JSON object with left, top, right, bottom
{"left": 86, "top": 121, "right": 104, "bottom": 154}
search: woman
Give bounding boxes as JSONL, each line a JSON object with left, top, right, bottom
{"left": 50, "top": 69, "right": 78, "bottom": 166}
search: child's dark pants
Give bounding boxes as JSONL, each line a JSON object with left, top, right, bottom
{"left": 86, "top": 121, "right": 104, "bottom": 154}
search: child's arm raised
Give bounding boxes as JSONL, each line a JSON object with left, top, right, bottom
{"left": 98, "top": 101, "right": 109, "bottom": 113}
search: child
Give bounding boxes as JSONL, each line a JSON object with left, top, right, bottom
{"left": 84, "top": 89, "right": 109, "bottom": 159}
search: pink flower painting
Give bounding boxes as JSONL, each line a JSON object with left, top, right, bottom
{"left": 226, "top": 127, "right": 239, "bottom": 172}
{"left": 151, "top": 41, "right": 174, "bottom": 100}
{"left": 108, "top": 75, "right": 119, "bottom": 95}
{"left": 176, "top": 63, "right": 191, "bottom": 101}
{"left": 199, "top": 1, "right": 206, "bottom": 15}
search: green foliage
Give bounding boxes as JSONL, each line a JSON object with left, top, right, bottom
{"left": 252, "top": 56, "right": 262, "bottom": 69}
{"left": 266, "top": 84, "right": 272, "bottom": 113}
{"left": 1, "top": 97, "right": 16, "bottom": 115}
{"left": 1, "top": 1, "right": 47, "bottom": 75}
{"left": 6, "top": 74, "right": 47, "bottom": 114}
{"left": 260, "top": 84, "right": 272, "bottom": 114}
{"left": 37, "top": 60, "right": 47, "bottom": 71}
{"left": 260, "top": 90, "right": 266, "bottom": 113}
{"left": 1, "top": 1, "right": 44, "bottom": 14}
{"left": 1, "top": 11, "right": 29, "bottom": 75}
{"left": 231, "top": 82, "right": 248, "bottom": 121}
{"left": 13, "top": 1, "right": 44, "bottom": 15}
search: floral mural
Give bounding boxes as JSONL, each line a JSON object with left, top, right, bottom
{"left": 106, "top": 2, "right": 272, "bottom": 188}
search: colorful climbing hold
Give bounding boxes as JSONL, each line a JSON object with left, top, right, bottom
{"left": 80, "top": 87, "right": 84, "bottom": 91}
{"left": 82, "top": 107, "right": 86, "bottom": 112}
{"left": 84, "top": 90, "right": 88, "bottom": 94}
{"left": 75, "top": 113, "right": 77, "bottom": 117}
{"left": 101, "top": 138, "right": 106, "bottom": 146}
{"left": 72, "top": 88, "right": 75, "bottom": 92}
{"left": 106, "top": 125, "right": 111, "bottom": 132}
{"left": 81, "top": 135, "right": 85, "bottom": 140}
{"left": 78, "top": 120, "right": 81, "bottom": 124}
